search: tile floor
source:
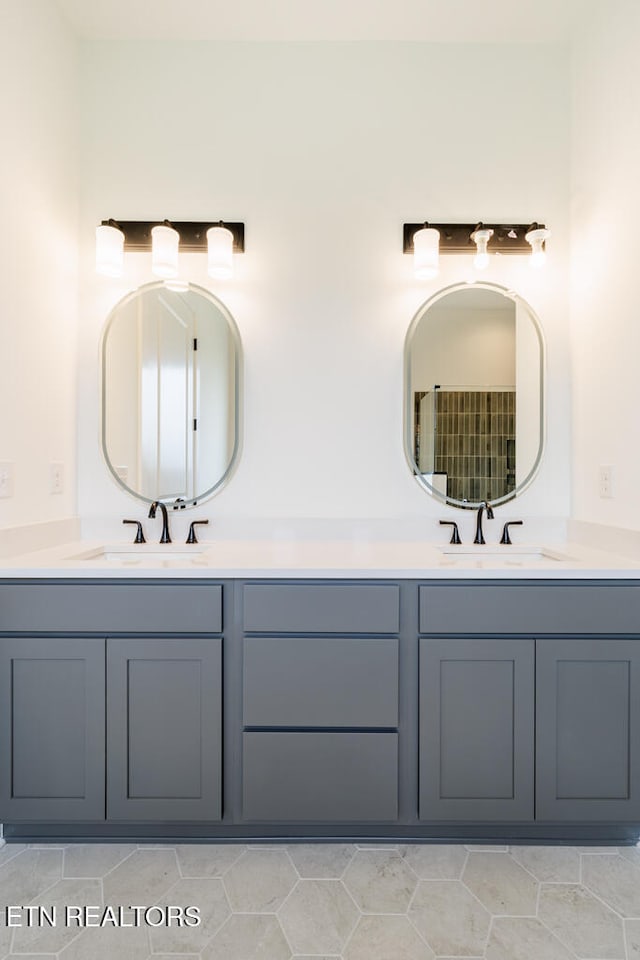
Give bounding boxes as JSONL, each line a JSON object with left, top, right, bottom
{"left": 0, "top": 842, "right": 639, "bottom": 959}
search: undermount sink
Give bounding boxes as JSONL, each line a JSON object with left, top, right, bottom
{"left": 69, "top": 546, "right": 209, "bottom": 564}
{"left": 439, "top": 545, "right": 571, "bottom": 562}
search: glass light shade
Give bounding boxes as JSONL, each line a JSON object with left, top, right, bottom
{"left": 96, "top": 224, "right": 124, "bottom": 277}
{"left": 151, "top": 224, "right": 180, "bottom": 279}
{"left": 472, "top": 228, "right": 493, "bottom": 271}
{"left": 413, "top": 227, "right": 440, "bottom": 280}
{"left": 525, "top": 227, "right": 551, "bottom": 268}
{"left": 207, "top": 226, "right": 234, "bottom": 279}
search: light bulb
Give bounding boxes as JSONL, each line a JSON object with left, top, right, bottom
{"left": 151, "top": 224, "right": 180, "bottom": 279}
{"left": 471, "top": 228, "right": 493, "bottom": 271}
{"left": 413, "top": 227, "right": 440, "bottom": 280}
{"left": 525, "top": 227, "right": 551, "bottom": 268}
{"left": 207, "top": 226, "right": 234, "bottom": 279}
{"left": 95, "top": 223, "right": 124, "bottom": 277}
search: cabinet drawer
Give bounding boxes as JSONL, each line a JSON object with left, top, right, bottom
{"left": 243, "top": 636, "right": 398, "bottom": 727}
{"left": 419, "top": 584, "right": 640, "bottom": 635}
{"left": 243, "top": 732, "right": 398, "bottom": 821}
{"left": 0, "top": 583, "right": 222, "bottom": 634}
{"left": 243, "top": 583, "right": 399, "bottom": 634}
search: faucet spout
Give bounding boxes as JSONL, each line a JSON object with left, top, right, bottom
{"left": 474, "top": 501, "right": 494, "bottom": 545}
{"left": 148, "top": 501, "right": 172, "bottom": 543}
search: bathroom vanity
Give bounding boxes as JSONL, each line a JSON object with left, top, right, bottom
{"left": 1, "top": 568, "right": 639, "bottom": 843}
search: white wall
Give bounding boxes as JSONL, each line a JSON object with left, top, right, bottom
{"left": 77, "top": 41, "right": 571, "bottom": 533}
{"left": 570, "top": 0, "right": 640, "bottom": 530}
{"left": 0, "top": 0, "right": 78, "bottom": 528}
{"left": 411, "top": 305, "right": 516, "bottom": 390}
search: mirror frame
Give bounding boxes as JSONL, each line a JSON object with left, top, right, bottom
{"left": 100, "top": 280, "right": 243, "bottom": 507}
{"left": 403, "top": 281, "right": 546, "bottom": 509}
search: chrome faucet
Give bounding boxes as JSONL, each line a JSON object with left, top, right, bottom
{"left": 148, "top": 501, "right": 172, "bottom": 543}
{"left": 474, "top": 501, "right": 494, "bottom": 545}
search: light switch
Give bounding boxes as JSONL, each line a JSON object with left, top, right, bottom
{"left": 598, "top": 465, "right": 614, "bottom": 498}
{"left": 49, "top": 462, "right": 64, "bottom": 495}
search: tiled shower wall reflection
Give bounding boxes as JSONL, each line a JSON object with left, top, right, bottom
{"left": 417, "top": 390, "right": 516, "bottom": 502}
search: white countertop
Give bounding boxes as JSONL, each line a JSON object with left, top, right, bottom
{"left": 1, "top": 537, "right": 640, "bottom": 579}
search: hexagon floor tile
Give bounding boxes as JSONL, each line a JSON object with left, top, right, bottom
{"left": 0, "top": 842, "right": 636, "bottom": 958}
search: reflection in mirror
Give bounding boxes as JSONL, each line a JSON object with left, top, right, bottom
{"left": 102, "top": 282, "right": 241, "bottom": 506}
{"left": 404, "top": 283, "right": 544, "bottom": 508}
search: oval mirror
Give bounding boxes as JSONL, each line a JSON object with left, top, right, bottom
{"left": 404, "top": 282, "right": 544, "bottom": 508}
{"left": 101, "top": 282, "right": 241, "bottom": 506}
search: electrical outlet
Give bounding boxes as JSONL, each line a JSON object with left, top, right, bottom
{"left": 49, "top": 462, "right": 64, "bottom": 495}
{"left": 0, "top": 462, "right": 14, "bottom": 498}
{"left": 598, "top": 464, "right": 614, "bottom": 498}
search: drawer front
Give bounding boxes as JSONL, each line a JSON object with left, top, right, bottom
{"left": 243, "top": 732, "right": 398, "bottom": 821}
{"left": 419, "top": 584, "right": 640, "bottom": 635}
{"left": 243, "top": 583, "right": 399, "bottom": 634}
{"left": 0, "top": 583, "right": 222, "bottom": 634}
{"left": 243, "top": 636, "right": 398, "bottom": 728}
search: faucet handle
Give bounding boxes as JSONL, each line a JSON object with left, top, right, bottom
{"left": 439, "top": 520, "right": 462, "bottom": 545}
{"left": 123, "top": 519, "right": 146, "bottom": 544}
{"left": 187, "top": 520, "right": 209, "bottom": 544}
{"left": 500, "top": 520, "right": 523, "bottom": 545}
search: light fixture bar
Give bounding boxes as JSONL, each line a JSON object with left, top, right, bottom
{"left": 403, "top": 222, "right": 547, "bottom": 255}
{"left": 100, "top": 220, "right": 245, "bottom": 253}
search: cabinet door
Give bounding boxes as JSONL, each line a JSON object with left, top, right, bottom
{"left": 0, "top": 637, "right": 105, "bottom": 821}
{"left": 419, "top": 638, "right": 535, "bottom": 821}
{"left": 107, "top": 637, "right": 222, "bottom": 821}
{"left": 536, "top": 638, "right": 640, "bottom": 820}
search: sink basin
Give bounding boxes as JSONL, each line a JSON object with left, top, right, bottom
{"left": 68, "top": 546, "right": 209, "bottom": 565}
{"left": 439, "top": 545, "right": 571, "bottom": 562}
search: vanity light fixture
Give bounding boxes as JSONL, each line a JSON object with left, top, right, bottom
{"left": 95, "top": 220, "right": 125, "bottom": 277}
{"left": 471, "top": 226, "right": 494, "bottom": 271}
{"left": 412, "top": 224, "right": 441, "bottom": 279}
{"left": 525, "top": 225, "right": 551, "bottom": 267}
{"left": 151, "top": 222, "right": 180, "bottom": 279}
{"left": 95, "top": 219, "right": 245, "bottom": 279}
{"left": 206, "top": 225, "right": 234, "bottom": 279}
{"left": 403, "top": 221, "right": 550, "bottom": 272}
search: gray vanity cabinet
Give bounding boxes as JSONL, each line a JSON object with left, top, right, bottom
{"left": 0, "top": 581, "right": 224, "bottom": 825}
{"left": 107, "top": 637, "right": 222, "bottom": 821}
{"left": 3, "top": 578, "right": 640, "bottom": 842}
{"left": 419, "top": 585, "right": 640, "bottom": 824}
{"left": 241, "top": 582, "right": 400, "bottom": 822}
{"left": 419, "top": 638, "right": 535, "bottom": 821}
{"left": 0, "top": 637, "right": 106, "bottom": 821}
{"left": 536, "top": 638, "right": 640, "bottom": 821}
